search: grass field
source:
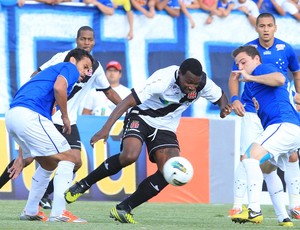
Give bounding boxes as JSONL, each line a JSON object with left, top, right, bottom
{"left": 0, "top": 200, "right": 298, "bottom": 229}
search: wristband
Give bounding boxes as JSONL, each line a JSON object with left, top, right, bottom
{"left": 231, "top": 95, "right": 239, "bottom": 103}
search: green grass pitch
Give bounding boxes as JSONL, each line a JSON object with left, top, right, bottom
{"left": 0, "top": 200, "right": 298, "bottom": 229}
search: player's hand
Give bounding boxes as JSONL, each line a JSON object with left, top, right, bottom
{"left": 220, "top": 104, "right": 232, "bottom": 118}
{"left": 61, "top": 116, "right": 71, "bottom": 134}
{"left": 8, "top": 156, "right": 24, "bottom": 179}
{"left": 90, "top": 128, "right": 109, "bottom": 147}
{"left": 231, "top": 99, "right": 246, "bottom": 117}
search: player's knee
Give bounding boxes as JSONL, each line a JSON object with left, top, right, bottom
{"left": 24, "top": 157, "right": 34, "bottom": 167}
{"left": 119, "top": 151, "right": 139, "bottom": 166}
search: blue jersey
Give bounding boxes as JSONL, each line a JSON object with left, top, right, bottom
{"left": 10, "top": 62, "right": 79, "bottom": 121}
{"left": 247, "top": 63, "right": 300, "bottom": 129}
{"left": 233, "top": 38, "right": 300, "bottom": 113}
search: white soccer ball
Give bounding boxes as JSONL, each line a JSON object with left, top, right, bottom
{"left": 163, "top": 156, "right": 194, "bottom": 186}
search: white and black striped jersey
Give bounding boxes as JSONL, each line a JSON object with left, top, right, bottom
{"left": 131, "top": 65, "right": 223, "bottom": 133}
{"left": 39, "top": 50, "right": 110, "bottom": 125}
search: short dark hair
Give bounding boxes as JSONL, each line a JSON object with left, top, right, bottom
{"left": 77, "top": 26, "right": 94, "bottom": 39}
{"left": 180, "top": 58, "right": 202, "bottom": 76}
{"left": 256, "top": 13, "right": 276, "bottom": 26}
{"left": 64, "top": 48, "right": 94, "bottom": 64}
{"left": 232, "top": 46, "right": 261, "bottom": 62}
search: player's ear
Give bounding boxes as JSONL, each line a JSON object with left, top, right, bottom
{"left": 69, "top": 56, "right": 77, "bottom": 65}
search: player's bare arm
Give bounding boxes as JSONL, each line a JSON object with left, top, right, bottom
{"left": 228, "top": 71, "right": 245, "bottom": 116}
{"left": 237, "top": 70, "right": 285, "bottom": 86}
{"left": 215, "top": 92, "right": 232, "bottom": 118}
{"left": 104, "top": 88, "right": 122, "bottom": 105}
{"left": 54, "top": 75, "right": 71, "bottom": 134}
{"left": 90, "top": 94, "right": 136, "bottom": 146}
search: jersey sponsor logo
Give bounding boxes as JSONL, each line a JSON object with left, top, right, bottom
{"left": 130, "top": 120, "right": 139, "bottom": 129}
{"left": 263, "top": 50, "right": 271, "bottom": 55}
{"left": 187, "top": 91, "right": 197, "bottom": 99}
{"left": 276, "top": 44, "right": 285, "bottom": 51}
{"left": 159, "top": 97, "right": 169, "bottom": 105}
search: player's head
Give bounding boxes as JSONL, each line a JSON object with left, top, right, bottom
{"left": 106, "top": 60, "right": 122, "bottom": 87}
{"left": 178, "top": 58, "right": 203, "bottom": 94}
{"left": 232, "top": 46, "right": 261, "bottom": 74}
{"left": 76, "top": 26, "right": 95, "bottom": 53}
{"left": 64, "top": 48, "right": 94, "bottom": 81}
{"left": 255, "top": 13, "right": 277, "bottom": 44}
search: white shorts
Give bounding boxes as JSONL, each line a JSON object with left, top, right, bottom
{"left": 240, "top": 112, "right": 264, "bottom": 155}
{"left": 5, "top": 107, "right": 71, "bottom": 159}
{"left": 254, "top": 123, "right": 300, "bottom": 171}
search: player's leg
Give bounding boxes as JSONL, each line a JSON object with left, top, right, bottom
{"left": 65, "top": 136, "right": 143, "bottom": 204}
{"left": 231, "top": 143, "right": 266, "bottom": 224}
{"left": 285, "top": 151, "right": 300, "bottom": 219}
{"left": 40, "top": 124, "right": 82, "bottom": 209}
{"left": 110, "top": 128, "right": 180, "bottom": 224}
{"left": 229, "top": 112, "right": 263, "bottom": 217}
{"left": 262, "top": 162, "right": 293, "bottom": 226}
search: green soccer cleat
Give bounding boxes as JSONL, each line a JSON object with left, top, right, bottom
{"left": 231, "top": 208, "right": 263, "bottom": 224}
{"left": 64, "top": 181, "right": 89, "bottom": 204}
{"left": 278, "top": 218, "right": 293, "bottom": 227}
{"left": 109, "top": 206, "right": 137, "bottom": 224}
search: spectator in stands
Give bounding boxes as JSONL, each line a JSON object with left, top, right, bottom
{"left": 282, "top": 0, "right": 300, "bottom": 20}
{"left": 155, "top": 0, "right": 181, "bottom": 17}
{"left": 205, "top": 0, "right": 235, "bottom": 24}
{"left": 82, "top": 60, "right": 131, "bottom": 116}
{"left": 131, "top": 0, "right": 156, "bottom": 18}
{"left": 197, "top": 0, "right": 218, "bottom": 24}
{"left": 112, "top": 0, "right": 134, "bottom": 40}
{"left": 233, "top": 0, "right": 260, "bottom": 26}
{"left": 83, "top": 0, "right": 114, "bottom": 15}
{"left": 179, "top": 0, "right": 196, "bottom": 28}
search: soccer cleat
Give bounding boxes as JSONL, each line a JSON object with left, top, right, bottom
{"left": 64, "top": 181, "right": 89, "bottom": 204}
{"left": 110, "top": 207, "right": 137, "bottom": 224}
{"left": 48, "top": 210, "right": 87, "bottom": 223}
{"left": 39, "top": 196, "right": 52, "bottom": 209}
{"left": 228, "top": 205, "right": 247, "bottom": 217}
{"left": 20, "top": 210, "right": 48, "bottom": 222}
{"left": 289, "top": 207, "right": 300, "bottom": 219}
{"left": 278, "top": 218, "right": 293, "bottom": 227}
{"left": 231, "top": 208, "right": 263, "bottom": 224}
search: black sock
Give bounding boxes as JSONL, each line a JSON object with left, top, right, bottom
{"left": 0, "top": 159, "right": 15, "bottom": 189}
{"left": 84, "top": 153, "right": 122, "bottom": 186}
{"left": 117, "top": 170, "right": 168, "bottom": 211}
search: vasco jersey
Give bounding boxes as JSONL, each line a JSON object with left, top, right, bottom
{"left": 39, "top": 50, "right": 110, "bottom": 125}
{"left": 232, "top": 37, "right": 300, "bottom": 113}
{"left": 248, "top": 63, "right": 300, "bottom": 129}
{"left": 10, "top": 62, "right": 79, "bottom": 121}
{"left": 131, "top": 65, "right": 223, "bottom": 132}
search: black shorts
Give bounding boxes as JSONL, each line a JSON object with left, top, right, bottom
{"left": 54, "top": 124, "right": 81, "bottom": 150}
{"left": 122, "top": 115, "right": 179, "bottom": 163}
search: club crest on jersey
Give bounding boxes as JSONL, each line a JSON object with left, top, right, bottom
{"left": 130, "top": 120, "right": 139, "bottom": 129}
{"left": 276, "top": 44, "right": 285, "bottom": 51}
{"left": 187, "top": 91, "right": 197, "bottom": 99}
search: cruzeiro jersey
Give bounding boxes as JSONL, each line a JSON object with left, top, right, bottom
{"left": 130, "top": 65, "right": 223, "bottom": 133}
{"left": 39, "top": 50, "right": 110, "bottom": 125}
{"left": 248, "top": 63, "right": 300, "bottom": 129}
{"left": 233, "top": 38, "right": 300, "bottom": 113}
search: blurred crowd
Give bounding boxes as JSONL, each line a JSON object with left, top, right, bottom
{"left": 0, "top": 0, "right": 299, "bottom": 40}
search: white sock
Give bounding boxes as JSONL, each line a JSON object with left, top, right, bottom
{"left": 243, "top": 158, "right": 263, "bottom": 212}
{"left": 232, "top": 162, "right": 247, "bottom": 209}
{"left": 24, "top": 166, "right": 53, "bottom": 215}
{"left": 284, "top": 160, "right": 300, "bottom": 209}
{"left": 51, "top": 161, "right": 75, "bottom": 217}
{"left": 264, "top": 170, "right": 288, "bottom": 222}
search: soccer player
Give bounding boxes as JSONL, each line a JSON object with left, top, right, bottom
{"left": 230, "top": 45, "right": 300, "bottom": 226}
{"left": 0, "top": 26, "right": 122, "bottom": 210}
{"left": 228, "top": 12, "right": 300, "bottom": 223}
{"left": 64, "top": 58, "right": 232, "bottom": 224}
{"left": 5, "top": 48, "right": 93, "bottom": 222}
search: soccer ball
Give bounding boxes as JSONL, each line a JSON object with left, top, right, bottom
{"left": 163, "top": 156, "right": 194, "bottom": 186}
